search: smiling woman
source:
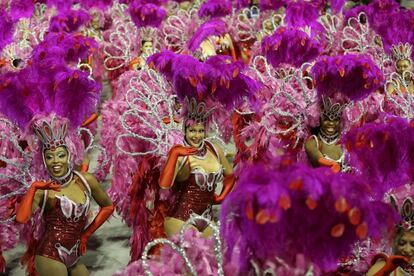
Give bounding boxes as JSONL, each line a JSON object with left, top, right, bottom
{"left": 305, "top": 97, "right": 346, "bottom": 173}
{"left": 15, "top": 117, "right": 114, "bottom": 276}
{"left": 159, "top": 98, "right": 235, "bottom": 238}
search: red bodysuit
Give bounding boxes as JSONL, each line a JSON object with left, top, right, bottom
{"left": 36, "top": 171, "right": 91, "bottom": 268}
{"left": 168, "top": 142, "right": 223, "bottom": 230}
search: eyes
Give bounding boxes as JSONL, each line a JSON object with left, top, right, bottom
{"left": 45, "top": 152, "right": 67, "bottom": 161}
{"left": 398, "top": 240, "right": 414, "bottom": 247}
{"left": 188, "top": 129, "right": 205, "bottom": 134}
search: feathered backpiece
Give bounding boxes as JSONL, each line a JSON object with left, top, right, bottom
{"left": 198, "top": 0, "right": 232, "bottom": 19}
{"left": 129, "top": 2, "right": 167, "bottom": 28}
{"left": 311, "top": 54, "right": 384, "bottom": 102}
{"left": 343, "top": 116, "right": 414, "bottom": 195}
{"left": 187, "top": 19, "right": 227, "bottom": 52}
{"left": 220, "top": 157, "right": 397, "bottom": 272}
{"left": 261, "top": 27, "right": 322, "bottom": 68}
{"left": 0, "top": 11, "right": 15, "bottom": 53}
{"left": 48, "top": 9, "right": 91, "bottom": 33}
{"left": 148, "top": 51, "right": 260, "bottom": 108}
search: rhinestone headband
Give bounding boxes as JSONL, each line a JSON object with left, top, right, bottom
{"left": 33, "top": 119, "right": 68, "bottom": 150}
{"left": 392, "top": 196, "right": 414, "bottom": 231}
{"left": 391, "top": 42, "right": 412, "bottom": 62}
{"left": 321, "top": 97, "right": 346, "bottom": 121}
{"left": 184, "top": 97, "right": 215, "bottom": 126}
{"left": 140, "top": 27, "right": 157, "bottom": 43}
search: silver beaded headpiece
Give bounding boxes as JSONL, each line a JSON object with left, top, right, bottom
{"left": 33, "top": 118, "right": 68, "bottom": 150}
{"left": 184, "top": 97, "right": 215, "bottom": 126}
{"left": 391, "top": 196, "right": 414, "bottom": 231}
{"left": 140, "top": 27, "right": 157, "bottom": 43}
{"left": 321, "top": 97, "right": 347, "bottom": 121}
{"left": 391, "top": 42, "right": 412, "bottom": 62}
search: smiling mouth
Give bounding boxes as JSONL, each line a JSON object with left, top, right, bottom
{"left": 51, "top": 165, "right": 63, "bottom": 174}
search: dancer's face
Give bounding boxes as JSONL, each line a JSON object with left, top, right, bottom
{"left": 44, "top": 146, "right": 70, "bottom": 178}
{"left": 141, "top": 41, "right": 153, "bottom": 55}
{"left": 320, "top": 117, "right": 340, "bottom": 136}
{"left": 185, "top": 123, "right": 205, "bottom": 148}
{"left": 395, "top": 230, "right": 414, "bottom": 264}
{"left": 396, "top": 59, "right": 412, "bottom": 75}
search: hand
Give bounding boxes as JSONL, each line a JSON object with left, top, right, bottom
{"left": 331, "top": 162, "right": 341, "bottom": 173}
{"left": 32, "top": 181, "right": 61, "bottom": 192}
{"left": 388, "top": 255, "right": 409, "bottom": 267}
{"left": 79, "top": 234, "right": 89, "bottom": 256}
{"left": 170, "top": 145, "right": 198, "bottom": 157}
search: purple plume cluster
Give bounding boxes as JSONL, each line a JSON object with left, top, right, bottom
{"left": 261, "top": 27, "right": 322, "bottom": 68}
{"left": 0, "top": 32, "right": 101, "bottom": 130}
{"left": 221, "top": 157, "right": 397, "bottom": 272}
{"left": 49, "top": 9, "right": 91, "bottom": 33}
{"left": 198, "top": 0, "right": 232, "bottom": 19}
{"left": 148, "top": 51, "right": 260, "bottom": 108}
{"left": 187, "top": 19, "right": 227, "bottom": 52}
{"left": 129, "top": 0, "right": 167, "bottom": 28}
{"left": 344, "top": 116, "right": 414, "bottom": 194}
{"left": 311, "top": 54, "right": 384, "bottom": 101}
{"left": 0, "top": 11, "right": 15, "bottom": 54}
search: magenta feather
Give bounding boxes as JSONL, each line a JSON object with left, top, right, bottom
{"left": 187, "top": 19, "right": 227, "bottom": 52}
{"left": 261, "top": 27, "right": 322, "bottom": 68}
{"left": 198, "top": 0, "right": 232, "bottom": 19}
{"left": 0, "top": 11, "right": 15, "bottom": 53}
{"left": 54, "top": 69, "right": 101, "bottom": 127}
{"left": 221, "top": 158, "right": 397, "bottom": 272}
{"left": 259, "top": 0, "right": 286, "bottom": 11}
{"left": 343, "top": 116, "right": 414, "bottom": 194}
{"left": 49, "top": 9, "right": 91, "bottom": 33}
{"left": 311, "top": 54, "right": 384, "bottom": 101}
{"left": 79, "top": 0, "right": 114, "bottom": 10}
{"left": 9, "top": 0, "right": 35, "bottom": 19}
{"left": 129, "top": 2, "right": 167, "bottom": 28}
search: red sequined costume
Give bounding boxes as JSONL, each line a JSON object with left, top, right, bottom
{"left": 36, "top": 171, "right": 91, "bottom": 268}
{"left": 168, "top": 141, "right": 223, "bottom": 230}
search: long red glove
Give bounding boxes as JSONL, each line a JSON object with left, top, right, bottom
{"left": 214, "top": 174, "right": 235, "bottom": 204}
{"left": 79, "top": 205, "right": 114, "bottom": 255}
{"left": 318, "top": 157, "right": 341, "bottom": 173}
{"left": 372, "top": 254, "right": 409, "bottom": 276}
{"left": 159, "top": 145, "right": 197, "bottom": 189}
{"left": 15, "top": 181, "right": 61, "bottom": 224}
{"left": 81, "top": 113, "right": 98, "bottom": 127}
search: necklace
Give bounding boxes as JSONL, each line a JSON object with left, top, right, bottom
{"left": 51, "top": 169, "right": 73, "bottom": 188}
{"left": 184, "top": 139, "right": 207, "bottom": 159}
{"left": 318, "top": 130, "right": 339, "bottom": 145}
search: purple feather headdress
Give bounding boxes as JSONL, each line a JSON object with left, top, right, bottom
{"left": 9, "top": 0, "right": 35, "bottom": 19}
{"left": 259, "top": 0, "right": 286, "bottom": 11}
{"left": 261, "top": 27, "right": 322, "bottom": 68}
{"left": 187, "top": 19, "right": 227, "bottom": 52}
{"left": 221, "top": 158, "right": 397, "bottom": 272}
{"left": 285, "top": 0, "right": 321, "bottom": 28}
{"left": 0, "top": 11, "right": 15, "bottom": 54}
{"left": 344, "top": 116, "right": 414, "bottom": 194}
{"left": 148, "top": 51, "right": 260, "bottom": 108}
{"left": 198, "top": 0, "right": 232, "bottom": 19}
{"left": 129, "top": 2, "right": 167, "bottom": 28}
{"left": 49, "top": 9, "right": 91, "bottom": 33}
{"left": 311, "top": 54, "right": 384, "bottom": 101}
{"left": 78, "top": 0, "right": 114, "bottom": 10}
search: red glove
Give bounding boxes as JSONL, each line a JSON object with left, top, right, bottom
{"left": 15, "top": 181, "right": 60, "bottom": 224}
{"left": 81, "top": 113, "right": 98, "bottom": 127}
{"left": 214, "top": 174, "right": 235, "bottom": 204}
{"left": 159, "top": 145, "right": 197, "bottom": 189}
{"left": 373, "top": 255, "right": 409, "bottom": 276}
{"left": 318, "top": 157, "right": 341, "bottom": 173}
{"left": 79, "top": 205, "right": 114, "bottom": 255}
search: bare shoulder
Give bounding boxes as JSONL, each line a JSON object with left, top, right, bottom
{"left": 78, "top": 172, "right": 99, "bottom": 188}
{"left": 305, "top": 135, "right": 317, "bottom": 149}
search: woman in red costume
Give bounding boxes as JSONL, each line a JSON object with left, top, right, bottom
{"left": 159, "top": 98, "right": 235, "bottom": 237}
{"left": 15, "top": 118, "right": 114, "bottom": 276}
